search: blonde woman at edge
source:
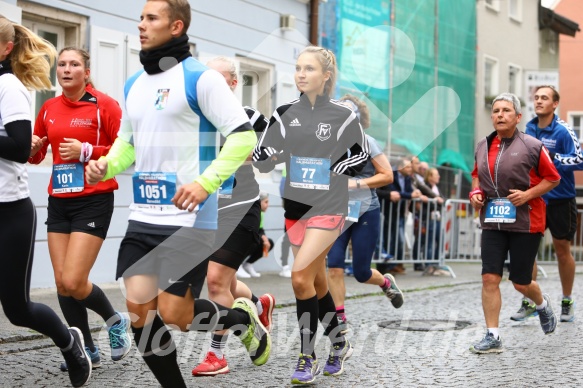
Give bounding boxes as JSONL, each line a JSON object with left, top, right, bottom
{"left": 0, "top": 15, "right": 90, "bottom": 387}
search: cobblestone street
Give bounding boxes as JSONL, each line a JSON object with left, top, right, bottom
{"left": 1, "top": 269, "right": 581, "bottom": 387}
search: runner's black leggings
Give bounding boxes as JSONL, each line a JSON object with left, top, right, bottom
{"left": 0, "top": 198, "right": 71, "bottom": 348}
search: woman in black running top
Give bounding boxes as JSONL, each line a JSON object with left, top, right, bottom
{"left": 254, "top": 45, "right": 368, "bottom": 384}
{"left": 0, "top": 15, "right": 90, "bottom": 387}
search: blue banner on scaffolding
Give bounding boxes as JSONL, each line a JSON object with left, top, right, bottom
{"left": 337, "top": 0, "right": 391, "bottom": 98}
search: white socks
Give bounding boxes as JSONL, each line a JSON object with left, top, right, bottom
{"left": 487, "top": 328, "right": 500, "bottom": 339}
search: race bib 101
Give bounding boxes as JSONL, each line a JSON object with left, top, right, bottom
{"left": 52, "top": 163, "right": 84, "bottom": 194}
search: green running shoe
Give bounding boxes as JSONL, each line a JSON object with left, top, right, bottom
{"left": 560, "top": 298, "right": 575, "bottom": 322}
{"left": 232, "top": 297, "right": 271, "bottom": 366}
{"left": 510, "top": 298, "right": 538, "bottom": 321}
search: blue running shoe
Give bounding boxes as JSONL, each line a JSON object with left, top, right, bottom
{"left": 60, "top": 346, "right": 101, "bottom": 371}
{"left": 291, "top": 354, "right": 320, "bottom": 385}
{"left": 108, "top": 312, "right": 132, "bottom": 361}
{"left": 538, "top": 293, "right": 557, "bottom": 334}
{"left": 323, "top": 340, "right": 353, "bottom": 376}
{"left": 344, "top": 265, "right": 354, "bottom": 276}
{"left": 469, "top": 332, "right": 503, "bottom": 354}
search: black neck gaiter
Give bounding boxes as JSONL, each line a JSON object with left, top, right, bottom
{"left": 139, "top": 34, "right": 191, "bottom": 75}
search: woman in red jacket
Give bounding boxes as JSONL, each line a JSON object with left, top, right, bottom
{"left": 29, "top": 47, "right": 131, "bottom": 370}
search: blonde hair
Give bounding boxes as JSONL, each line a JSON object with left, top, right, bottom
{"left": 206, "top": 56, "right": 238, "bottom": 81}
{"left": 298, "top": 46, "right": 337, "bottom": 98}
{"left": 0, "top": 15, "right": 56, "bottom": 90}
{"left": 424, "top": 167, "right": 439, "bottom": 183}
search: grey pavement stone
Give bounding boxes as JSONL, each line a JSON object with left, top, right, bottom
{"left": 1, "top": 263, "right": 582, "bottom": 387}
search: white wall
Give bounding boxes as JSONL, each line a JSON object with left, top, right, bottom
{"left": 18, "top": 0, "right": 308, "bottom": 287}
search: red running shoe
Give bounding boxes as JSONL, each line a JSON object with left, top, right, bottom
{"left": 258, "top": 293, "right": 275, "bottom": 332}
{"left": 192, "top": 351, "right": 229, "bottom": 376}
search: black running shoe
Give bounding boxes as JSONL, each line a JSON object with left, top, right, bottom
{"left": 61, "top": 327, "right": 92, "bottom": 387}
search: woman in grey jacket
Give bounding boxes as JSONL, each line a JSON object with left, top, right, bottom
{"left": 469, "top": 92, "right": 560, "bottom": 354}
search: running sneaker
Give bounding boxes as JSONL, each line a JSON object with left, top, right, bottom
{"left": 61, "top": 327, "right": 92, "bottom": 387}
{"left": 108, "top": 312, "right": 132, "bottom": 361}
{"left": 242, "top": 263, "right": 261, "bottom": 277}
{"left": 258, "top": 293, "right": 275, "bottom": 332}
{"left": 279, "top": 265, "right": 292, "bottom": 278}
{"left": 232, "top": 297, "right": 271, "bottom": 366}
{"left": 236, "top": 266, "right": 251, "bottom": 278}
{"left": 538, "top": 293, "right": 557, "bottom": 334}
{"left": 323, "top": 340, "right": 353, "bottom": 376}
{"left": 192, "top": 351, "right": 229, "bottom": 376}
{"left": 383, "top": 273, "right": 404, "bottom": 308}
{"left": 469, "top": 332, "right": 503, "bottom": 354}
{"left": 291, "top": 354, "right": 320, "bottom": 385}
{"left": 510, "top": 298, "right": 538, "bottom": 321}
{"left": 560, "top": 298, "right": 575, "bottom": 322}
{"left": 322, "top": 315, "right": 348, "bottom": 337}
{"left": 60, "top": 346, "right": 101, "bottom": 371}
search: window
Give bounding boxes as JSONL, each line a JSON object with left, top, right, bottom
{"left": 485, "top": 0, "right": 500, "bottom": 12}
{"left": 242, "top": 72, "right": 259, "bottom": 109}
{"left": 20, "top": 3, "right": 86, "bottom": 118}
{"left": 236, "top": 56, "right": 274, "bottom": 117}
{"left": 484, "top": 55, "right": 499, "bottom": 104}
{"left": 508, "top": 64, "right": 522, "bottom": 96}
{"left": 509, "top": 0, "right": 523, "bottom": 22}
{"left": 569, "top": 112, "right": 583, "bottom": 142}
{"left": 20, "top": 3, "right": 86, "bottom": 166}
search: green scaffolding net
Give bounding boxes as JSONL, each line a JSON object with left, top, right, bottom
{"left": 319, "top": 0, "right": 475, "bottom": 172}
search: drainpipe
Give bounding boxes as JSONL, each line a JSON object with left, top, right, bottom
{"left": 310, "top": 0, "right": 319, "bottom": 45}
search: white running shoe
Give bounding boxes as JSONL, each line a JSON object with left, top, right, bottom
{"left": 242, "top": 263, "right": 261, "bottom": 277}
{"left": 279, "top": 265, "right": 292, "bottom": 278}
{"left": 236, "top": 266, "right": 251, "bottom": 278}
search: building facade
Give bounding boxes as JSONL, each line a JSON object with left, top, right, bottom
{"left": 475, "top": 0, "right": 539, "bottom": 141}
{"left": 1, "top": 0, "right": 310, "bottom": 286}
{"left": 554, "top": 0, "right": 583, "bottom": 142}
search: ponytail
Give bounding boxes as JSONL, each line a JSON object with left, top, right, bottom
{"left": 0, "top": 16, "right": 57, "bottom": 91}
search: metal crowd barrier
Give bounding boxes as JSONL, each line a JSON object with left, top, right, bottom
{"left": 344, "top": 197, "right": 583, "bottom": 278}
{"left": 344, "top": 197, "right": 454, "bottom": 276}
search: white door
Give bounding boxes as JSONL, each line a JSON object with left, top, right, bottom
{"left": 90, "top": 26, "right": 141, "bottom": 103}
{"left": 90, "top": 26, "right": 125, "bottom": 102}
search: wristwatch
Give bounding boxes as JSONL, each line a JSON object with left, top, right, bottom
{"left": 356, "top": 179, "right": 361, "bottom": 189}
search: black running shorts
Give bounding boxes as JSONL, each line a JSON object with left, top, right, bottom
{"left": 116, "top": 226, "right": 213, "bottom": 297}
{"left": 481, "top": 229, "right": 542, "bottom": 285}
{"left": 546, "top": 198, "right": 577, "bottom": 241}
{"left": 46, "top": 193, "right": 114, "bottom": 239}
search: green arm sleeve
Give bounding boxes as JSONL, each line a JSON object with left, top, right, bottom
{"left": 195, "top": 130, "right": 256, "bottom": 193}
{"left": 102, "top": 137, "right": 136, "bottom": 180}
